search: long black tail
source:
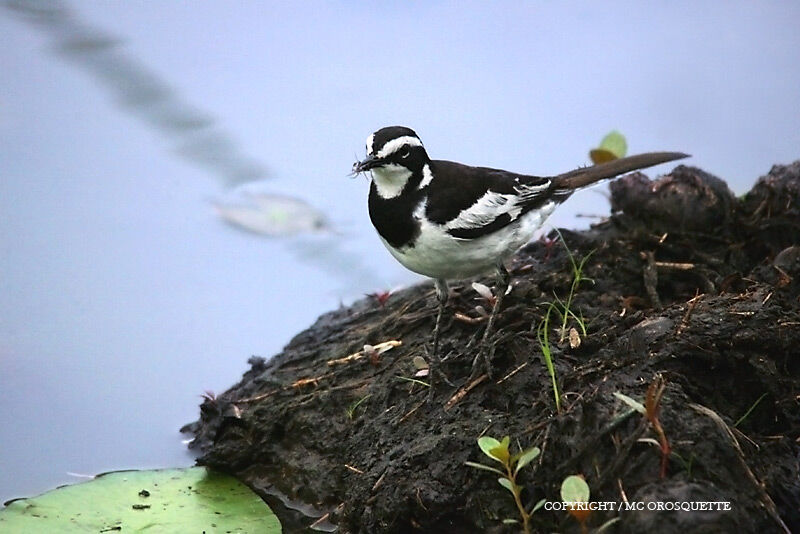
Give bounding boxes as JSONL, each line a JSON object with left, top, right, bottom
{"left": 552, "top": 152, "right": 689, "bottom": 191}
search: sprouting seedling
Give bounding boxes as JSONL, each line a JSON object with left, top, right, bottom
{"left": 465, "top": 435, "right": 544, "bottom": 534}
{"left": 561, "top": 475, "right": 591, "bottom": 534}
{"left": 552, "top": 229, "right": 594, "bottom": 343}
{"left": 560, "top": 475, "right": 620, "bottom": 534}
{"left": 535, "top": 232, "right": 594, "bottom": 413}
{"left": 614, "top": 391, "right": 646, "bottom": 414}
{"left": 345, "top": 394, "right": 371, "bottom": 420}
{"left": 589, "top": 131, "right": 628, "bottom": 164}
{"left": 645, "top": 376, "right": 671, "bottom": 479}
{"left": 614, "top": 375, "right": 671, "bottom": 479}
{"left": 537, "top": 301, "right": 562, "bottom": 413}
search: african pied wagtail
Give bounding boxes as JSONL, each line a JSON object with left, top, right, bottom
{"left": 354, "top": 126, "right": 687, "bottom": 390}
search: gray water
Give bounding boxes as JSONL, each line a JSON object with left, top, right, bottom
{"left": 2, "top": 1, "right": 799, "bottom": 504}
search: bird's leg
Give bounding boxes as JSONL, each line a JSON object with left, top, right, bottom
{"left": 427, "top": 279, "right": 453, "bottom": 396}
{"left": 470, "top": 264, "right": 510, "bottom": 380}
{"left": 431, "top": 279, "right": 448, "bottom": 359}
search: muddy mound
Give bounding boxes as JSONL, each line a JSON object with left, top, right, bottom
{"left": 183, "top": 162, "right": 799, "bottom": 533}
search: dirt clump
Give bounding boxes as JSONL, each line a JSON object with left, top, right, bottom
{"left": 184, "top": 162, "right": 800, "bottom": 533}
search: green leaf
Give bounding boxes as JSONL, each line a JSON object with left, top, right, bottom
{"left": 560, "top": 475, "right": 590, "bottom": 504}
{"left": 396, "top": 376, "right": 430, "bottom": 387}
{"left": 0, "top": 467, "right": 281, "bottom": 533}
{"left": 502, "top": 518, "right": 520, "bottom": 524}
{"left": 614, "top": 391, "right": 646, "bottom": 414}
{"left": 530, "top": 498, "right": 547, "bottom": 514}
{"left": 514, "top": 446, "right": 541, "bottom": 475}
{"left": 497, "top": 477, "right": 518, "bottom": 495}
{"left": 590, "top": 130, "right": 628, "bottom": 164}
{"left": 477, "top": 436, "right": 503, "bottom": 462}
{"left": 489, "top": 444, "right": 510, "bottom": 464}
{"left": 500, "top": 435, "right": 511, "bottom": 449}
{"left": 464, "top": 461, "right": 505, "bottom": 476}
{"left": 601, "top": 130, "right": 628, "bottom": 157}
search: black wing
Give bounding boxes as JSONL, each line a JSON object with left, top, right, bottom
{"left": 425, "top": 160, "right": 554, "bottom": 239}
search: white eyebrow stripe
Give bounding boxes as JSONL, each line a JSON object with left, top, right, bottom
{"left": 366, "top": 133, "right": 375, "bottom": 154}
{"left": 376, "top": 136, "right": 423, "bottom": 158}
{"left": 417, "top": 163, "right": 434, "bottom": 189}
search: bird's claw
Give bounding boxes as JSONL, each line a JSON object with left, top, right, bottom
{"left": 468, "top": 345, "right": 494, "bottom": 383}
{"left": 425, "top": 345, "right": 455, "bottom": 394}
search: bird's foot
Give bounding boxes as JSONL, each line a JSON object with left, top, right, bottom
{"left": 425, "top": 345, "right": 455, "bottom": 395}
{"left": 466, "top": 266, "right": 508, "bottom": 383}
{"left": 427, "top": 365, "right": 455, "bottom": 402}
{"left": 467, "top": 341, "right": 494, "bottom": 383}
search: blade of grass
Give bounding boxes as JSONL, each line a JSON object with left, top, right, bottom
{"left": 734, "top": 392, "right": 768, "bottom": 428}
{"left": 537, "top": 302, "right": 561, "bottom": 413}
{"left": 396, "top": 376, "right": 430, "bottom": 388}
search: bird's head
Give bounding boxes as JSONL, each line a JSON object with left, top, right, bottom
{"left": 354, "top": 126, "right": 431, "bottom": 198}
{"left": 353, "top": 127, "right": 431, "bottom": 198}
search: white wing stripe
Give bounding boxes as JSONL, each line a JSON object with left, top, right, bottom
{"left": 445, "top": 191, "right": 523, "bottom": 231}
{"left": 514, "top": 181, "right": 551, "bottom": 200}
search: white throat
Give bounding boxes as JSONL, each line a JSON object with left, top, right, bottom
{"left": 371, "top": 164, "right": 413, "bottom": 199}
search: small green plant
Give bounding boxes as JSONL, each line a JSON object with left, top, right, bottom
{"left": 345, "top": 394, "right": 371, "bottom": 420}
{"left": 554, "top": 229, "right": 594, "bottom": 343}
{"left": 561, "top": 475, "right": 591, "bottom": 534}
{"left": 644, "top": 377, "right": 671, "bottom": 479}
{"left": 537, "top": 302, "right": 562, "bottom": 413}
{"left": 466, "top": 436, "right": 544, "bottom": 534}
{"left": 536, "top": 232, "right": 595, "bottom": 413}
{"left": 614, "top": 375, "right": 671, "bottom": 478}
{"left": 560, "top": 475, "right": 620, "bottom": 534}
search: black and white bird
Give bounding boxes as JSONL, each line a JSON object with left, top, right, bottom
{"left": 354, "top": 126, "right": 687, "bottom": 388}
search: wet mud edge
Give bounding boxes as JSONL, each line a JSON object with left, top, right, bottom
{"left": 183, "top": 162, "right": 800, "bottom": 533}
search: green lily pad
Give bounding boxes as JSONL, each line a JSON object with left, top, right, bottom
{"left": 0, "top": 467, "right": 281, "bottom": 533}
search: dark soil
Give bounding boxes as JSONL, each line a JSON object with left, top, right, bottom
{"left": 183, "top": 162, "right": 800, "bottom": 533}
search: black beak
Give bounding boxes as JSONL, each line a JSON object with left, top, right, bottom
{"left": 353, "top": 154, "right": 383, "bottom": 173}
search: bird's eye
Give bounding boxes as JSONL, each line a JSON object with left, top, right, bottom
{"left": 400, "top": 146, "right": 411, "bottom": 158}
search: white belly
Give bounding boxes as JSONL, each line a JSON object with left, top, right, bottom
{"left": 381, "top": 201, "right": 556, "bottom": 280}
